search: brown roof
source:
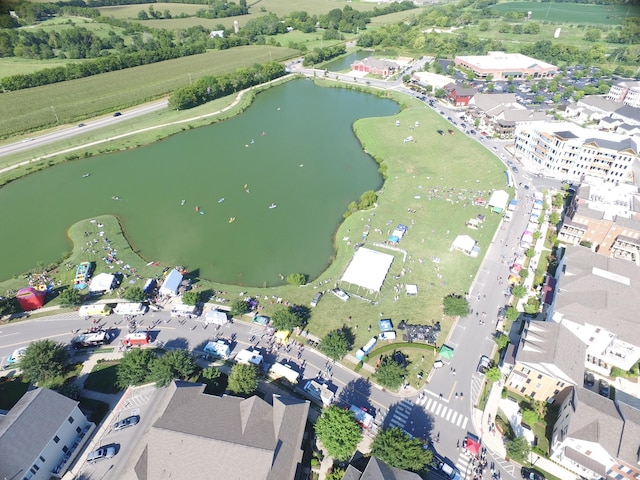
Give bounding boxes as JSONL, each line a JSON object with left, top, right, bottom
{"left": 135, "top": 381, "right": 309, "bottom": 480}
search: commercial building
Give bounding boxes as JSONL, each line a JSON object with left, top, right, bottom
{"left": 133, "top": 381, "right": 309, "bottom": 480}
{"left": 443, "top": 83, "right": 477, "bottom": 107}
{"left": 607, "top": 80, "right": 640, "bottom": 108}
{"left": 558, "top": 181, "right": 640, "bottom": 263}
{"left": 466, "top": 93, "right": 546, "bottom": 137}
{"left": 454, "top": 52, "right": 557, "bottom": 81}
{"left": 351, "top": 58, "right": 399, "bottom": 78}
{"left": 513, "top": 121, "right": 639, "bottom": 182}
{"left": 0, "top": 388, "right": 94, "bottom": 480}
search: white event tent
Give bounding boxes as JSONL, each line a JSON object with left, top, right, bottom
{"left": 340, "top": 248, "right": 394, "bottom": 293}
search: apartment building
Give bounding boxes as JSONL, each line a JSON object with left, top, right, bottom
{"left": 607, "top": 80, "right": 640, "bottom": 108}
{"left": 513, "top": 121, "right": 639, "bottom": 182}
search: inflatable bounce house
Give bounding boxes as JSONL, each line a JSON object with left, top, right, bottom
{"left": 16, "top": 287, "right": 46, "bottom": 311}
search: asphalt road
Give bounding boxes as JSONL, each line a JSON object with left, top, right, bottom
{"left": 0, "top": 100, "right": 168, "bottom": 159}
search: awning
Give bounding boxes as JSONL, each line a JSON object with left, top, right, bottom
{"left": 439, "top": 345, "right": 455, "bottom": 360}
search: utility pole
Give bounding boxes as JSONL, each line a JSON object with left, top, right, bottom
{"left": 51, "top": 105, "right": 59, "bottom": 123}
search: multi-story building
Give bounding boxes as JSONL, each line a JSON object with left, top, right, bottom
{"left": 505, "top": 320, "right": 586, "bottom": 402}
{"left": 443, "top": 83, "right": 477, "bottom": 107}
{"left": 607, "top": 80, "right": 640, "bottom": 108}
{"left": 547, "top": 245, "right": 640, "bottom": 376}
{"left": 551, "top": 387, "right": 640, "bottom": 480}
{"left": 466, "top": 93, "right": 546, "bottom": 137}
{"left": 454, "top": 52, "right": 557, "bottom": 81}
{"left": 0, "top": 388, "right": 95, "bottom": 480}
{"left": 513, "top": 121, "right": 639, "bottom": 182}
{"left": 558, "top": 181, "right": 640, "bottom": 263}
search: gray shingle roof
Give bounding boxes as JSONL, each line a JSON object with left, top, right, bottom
{"left": 583, "top": 136, "right": 639, "bottom": 155}
{"left": 617, "top": 402, "right": 640, "bottom": 465}
{"left": 569, "top": 387, "right": 624, "bottom": 455}
{"left": 136, "top": 381, "right": 309, "bottom": 480}
{"left": 342, "top": 457, "right": 422, "bottom": 480}
{"left": 0, "top": 388, "right": 83, "bottom": 480}
{"left": 579, "top": 96, "right": 622, "bottom": 113}
{"left": 516, "top": 320, "right": 586, "bottom": 385}
{"left": 555, "top": 245, "right": 640, "bottom": 346}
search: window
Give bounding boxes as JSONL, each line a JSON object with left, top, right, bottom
{"left": 32, "top": 465, "right": 39, "bottom": 472}
{"left": 536, "top": 383, "right": 542, "bottom": 389}
{"left": 53, "top": 436, "right": 60, "bottom": 444}
{"left": 39, "top": 456, "right": 45, "bottom": 462}
{"left": 76, "top": 426, "right": 82, "bottom": 434}
{"left": 68, "top": 416, "right": 74, "bottom": 424}
{"left": 62, "top": 445, "right": 69, "bottom": 453}
{"left": 537, "top": 374, "right": 543, "bottom": 379}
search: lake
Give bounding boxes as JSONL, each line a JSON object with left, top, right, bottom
{"left": 0, "top": 79, "right": 399, "bottom": 286}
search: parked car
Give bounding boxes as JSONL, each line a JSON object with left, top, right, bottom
{"left": 87, "top": 445, "right": 117, "bottom": 462}
{"left": 477, "top": 355, "right": 491, "bottom": 374}
{"left": 331, "top": 288, "right": 349, "bottom": 302}
{"left": 599, "top": 379, "right": 610, "bottom": 398}
{"left": 310, "top": 292, "right": 323, "bottom": 307}
{"left": 584, "top": 372, "right": 595, "bottom": 387}
{"left": 113, "top": 415, "right": 140, "bottom": 431}
{"left": 512, "top": 166, "right": 519, "bottom": 173}
{"left": 431, "top": 452, "right": 461, "bottom": 480}
{"left": 78, "top": 123, "right": 85, "bottom": 127}
{"left": 521, "top": 467, "right": 545, "bottom": 480}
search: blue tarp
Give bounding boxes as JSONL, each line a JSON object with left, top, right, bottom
{"left": 379, "top": 319, "right": 393, "bottom": 332}
{"left": 143, "top": 278, "right": 156, "bottom": 294}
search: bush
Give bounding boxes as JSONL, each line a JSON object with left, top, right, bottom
{"left": 287, "top": 273, "right": 306, "bottom": 286}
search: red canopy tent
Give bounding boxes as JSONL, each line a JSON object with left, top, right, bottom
{"left": 464, "top": 435, "right": 481, "bottom": 456}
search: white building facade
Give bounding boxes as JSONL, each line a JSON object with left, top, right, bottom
{"left": 513, "top": 121, "right": 639, "bottom": 182}
{"left": 607, "top": 80, "right": 640, "bottom": 108}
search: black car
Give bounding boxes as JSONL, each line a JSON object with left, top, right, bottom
{"left": 113, "top": 111, "right": 122, "bottom": 117}
{"left": 599, "top": 379, "right": 610, "bottom": 398}
{"left": 521, "top": 467, "right": 545, "bottom": 480}
{"left": 470, "top": 129, "right": 477, "bottom": 135}
{"left": 512, "top": 166, "right": 519, "bottom": 173}
{"left": 584, "top": 372, "right": 595, "bottom": 387}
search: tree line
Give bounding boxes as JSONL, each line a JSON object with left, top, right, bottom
{"left": 168, "top": 61, "right": 286, "bottom": 110}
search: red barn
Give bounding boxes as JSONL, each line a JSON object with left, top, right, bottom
{"left": 444, "top": 83, "right": 477, "bottom": 107}
{"left": 16, "top": 287, "right": 46, "bottom": 311}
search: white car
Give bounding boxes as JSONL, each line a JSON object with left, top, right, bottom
{"left": 331, "top": 288, "right": 349, "bottom": 302}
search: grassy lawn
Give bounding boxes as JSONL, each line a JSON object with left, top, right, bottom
{"left": 0, "top": 45, "right": 298, "bottom": 139}
{"left": 79, "top": 396, "right": 110, "bottom": 424}
{"left": 489, "top": 2, "right": 634, "bottom": 25}
{"left": 98, "top": 3, "right": 207, "bottom": 19}
{"left": 0, "top": 376, "right": 30, "bottom": 410}
{"left": 83, "top": 361, "right": 123, "bottom": 394}
{"left": 504, "top": 390, "right": 556, "bottom": 456}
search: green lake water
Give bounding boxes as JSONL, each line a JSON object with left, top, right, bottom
{"left": 0, "top": 79, "right": 399, "bottom": 286}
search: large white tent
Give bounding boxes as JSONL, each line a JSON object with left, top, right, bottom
{"left": 488, "top": 190, "right": 509, "bottom": 213}
{"left": 88, "top": 273, "right": 115, "bottom": 294}
{"left": 341, "top": 248, "right": 394, "bottom": 292}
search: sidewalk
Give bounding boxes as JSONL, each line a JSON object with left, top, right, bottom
{"left": 476, "top": 381, "right": 578, "bottom": 480}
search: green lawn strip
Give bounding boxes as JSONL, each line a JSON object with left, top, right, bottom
{"left": 83, "top": 361, "right": 122, "bottom": 394}
{"left": 477, "top": 378, "right": 492, "bottom": 411}
{"left": 0, "top": 377, "right": 30, "bottom": 410}
{"left": 0, "top": 45, "right": 298, "bottom": 139}
{"left": 504, "top": 390, "right": 554, "bottom": 455}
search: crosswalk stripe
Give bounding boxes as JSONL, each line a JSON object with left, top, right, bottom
{"left": 395, "top": 410, "right": 408, "bottom": 420}
{"left": 456, "top": 415, "right": 464, "bottom": 427}
{"left": 446, "top": 409, "right": 453, "bottom": 421}
{"left": 450, "top": 412, "right": 458, "bottom": 424}
{"left": 461, "top": 417, "right": 468, "bottom": 429}
{"left": 439, "top": 406, "right": 448, "bottom": 419}
{"left": 425, "top": 398, "right": 433, "bottom": 410}
{"left": 435, "top": 404, "right": 443, "bottom": 415}
{"left": 430, "top": 401, "right": 438, "bottom": 412}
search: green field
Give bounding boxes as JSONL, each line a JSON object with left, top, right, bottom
{"left": 0, "top": 57, "right": 82, "bottom": 79}
{"left": 98, "top": 2, "right": 208, "bottom": 19}
{"left": 0, "top": 45, "right": 297, "bottom": 138}
{"left": 490, "top": 2, "right": 636, "bottom": 25}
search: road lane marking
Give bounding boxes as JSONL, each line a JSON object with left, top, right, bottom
{"left": 1, "top": 332, "right": 69, "bottom": 349}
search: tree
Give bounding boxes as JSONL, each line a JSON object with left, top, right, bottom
{"left": 485, "top": 366, "right": 502, "bottom": 382}
{"left": 549, "top": 211, "right": 561, "bottom": 226}
{"left": 272, "top": 307, "right": 304, "bottom": 331}
{"left": 371, "top": 427, "right": 432, "bottom": 471}
{"left": 434, "top": 87, "right": 445, "bottom": 98}
{"left": 58, "top": 287, "right": 83, "bottom": 307}
{"left": 478, "top": 20, "right": 489, "bottom": 32}
{"left": 525, "top": 248, "right": 536, "bottom": 258}
{"left": 202, "top": 366, "right": 226, "bottom": 391}
{"left": 443, "top": 294, "right": 469, "bottom": 317}
{"left": 122, "top": 285, "right": 145, "bottom": 302}
{"left": 227, "top": 363, "right": 259, "bottom": 396}
{"left": 116, "top": 348, "right": 156, "bottom": 388}
{"left": 584, "top": 29, "right": 601, "bottom": 42}
{"left": 151, "top": 349, "right": 197, "bottom": 387}
{"left": 505, "top": 436, "right": 530, "bottom": 463}
{"left": 181, "top": 290, "right": 200, "bottom": 306}
{"left": 20, "top": 340, "right": 69, "bottom": 386}
{"left": 511, "top": 285, "right": 527, "bottom": 299}
{"left": 230, "top": 299, "right": 250, "bottom": 317}
{"left": 326, "top": 469, "right": 345, "bottom": 480}
{"left": 506, "top": 306, "right": 520, "bottom": 321}
{"left": 320, "top": 328, "right": 352, "bottom": 361}
{"left": 287, "top": 273, "right": 306, "bottom": 286}
{"left": 495, "top": 333, "right": 509, "bottom": 350}
{"left": 314, "top": 405, "right": 362, "bottom": 461}
{"left": 521, "top": 409, "right": 538, "bottom": 426}
{"left": 375, "top": 356, "right": 407, "bottom": 390}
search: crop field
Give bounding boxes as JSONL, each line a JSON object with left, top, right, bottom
{"left": 490, "top": 2, "right": 636, "bottom": 25}
{"left": 0, "top": 45, "right": 298, "bottom": 138}
{"left": 98, "top": 2, "right": 206, "bottom": 19}
{"left": 35, "top": 16, "right": 131, "bottom": 39}
{"left": 0, "top": 57, "right": 81, "bottom": 79}
{"left": 111, "top": 0, "right": 376, "bottom": 29}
